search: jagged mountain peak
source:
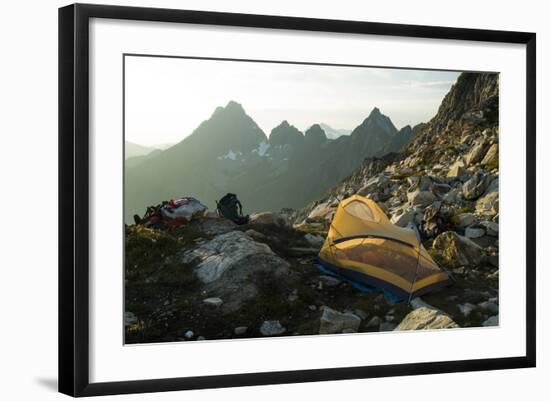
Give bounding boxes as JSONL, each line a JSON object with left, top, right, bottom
{"left": 163, "top": 100, "right": 267, "bottom": 163}
{"left": 269, "top": 120, "right": 304, "bottom": 147}
{"left": 353, "top": 107, "right": 398, "bottom": 136}
{"left": 406, "top": 72, "right": 498, "bottom": 152}
{"left": 305, "top": 123, "right": 324, "bottom": 135}
{"left": 347, "top": 107, "right": 399, "bottom": 158}
{"left": 369, "top": 107, "right": 382, "bottom": 117}
{"left": 212, "top": 100, "right": 246, "bottom": 118}
{"left": 304, "top": 124, "right": 327, "bottom": 144}
{"left": 431, "top": 73, "right": 498, "bottom": 128}
{"left": 226, "top": 99, "right": 243, "bottom": 109}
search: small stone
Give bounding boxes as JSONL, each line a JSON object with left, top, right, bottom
{"left": 124, "top": 311, "right": 137, "bottom": 327}
{"left": 480, "top": 221, "right": 499, "bottom": 236}
{"left": 419, "top": 176, "right": 433, "bottom": 191}
{"left": 304, "top": 233, "right": 325, "bottom": 247}
{"left": 203, "top": 297, "right": 223, "bottom": 307}
{"left": 288, "top": 294, "right": 299, "bottom": 302}
{"left": 447, "top": 159, "right": 466, "bottom": 178}
{"left": 432, "top": 182, "right": 451, "bottom": 195}
{"left": 487, "top": 270, "right": 499, "bottom": 279}
{"left": 407, "top": 190, "right": 436, "bottom": 207}
{"left": 455, "top": 213, "right": 476, "bottom": 228}
{"left": 482, "top": 315, "right": 499, "bottom": 327}
{"left": 319, "top": 307, "right": 361, "bottom": 334}
{"left": 457, "top": 303, "right": 476, "bottom": 317}
{"left": 442, "top": 188, "right": 460, "bottom": 202}
{"left": 452, "top": 266, "right": 465, "bottom": 275}
{"left": 407, "top": 176, "right": 420, "bottom": 188}
{"left": 462, "top": 172, "right": 488, "bottom": 200}
{"left": 379, "top": 322, "right": 397, "bottom": 331}
{"left": 410, "top": 297, "right": 435, "bottom": 310}
{"left": 475, "top": 179, "right": 498, "bottom": 214}
{"left": 465, "top": 139, "right": 489, "bottom": 166}
{"left": 234, "top": 326, "right": 248, "bottom": 335}
{"left": 197, "top": 336, "right": 206, "bottom": 341}
{"left": 319, "top": 275, "right": 341, "bottom": 287}
{"left": 481, "top": 144, "right": 498, "bottom": 166}
{"left": 465, "top": 227, "right": 485, "bottom": 239}
{"left": 260, "top": 320, "right": 286, "bottom": 336}
{"left": 366, "top": 316, "right": 382, "bottom": 328}
{"left": 390, "top": 208, "right": 417, "bottom": 227}
{"left": 308, "top": 305, "right": 317, "bottom": 311}
{"left": 478, "top": 301, "right": 499, "bottom": 314}
{"left": 184, "top": 330, "right": 194, "bottom": 339}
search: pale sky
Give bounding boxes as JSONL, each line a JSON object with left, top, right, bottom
{"left": 125, "top": 56, "right": 460, "bottom": 146}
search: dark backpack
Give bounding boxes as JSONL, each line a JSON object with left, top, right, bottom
{"left": 216, "top": 193, "right": 249, "bottom": 225}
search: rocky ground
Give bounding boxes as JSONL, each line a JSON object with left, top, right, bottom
{"left": 125, "top": 206, "right": 497, "bottom": 343}
{"left": 125, "top": 73, "right": 500, "bottom": 343}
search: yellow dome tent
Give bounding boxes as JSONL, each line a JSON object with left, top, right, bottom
{"left": 318, "top": 195, "right": 452, "bottom": 300}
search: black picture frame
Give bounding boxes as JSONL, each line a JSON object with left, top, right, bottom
{"left": 59, "top": 3, "right": 536, "bottom": 397}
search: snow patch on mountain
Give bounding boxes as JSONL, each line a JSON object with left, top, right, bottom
{"left": 252, "top": 141, "right": 271, "bottom": 157}
{"left": 218, "top": 150, "right": 242, "bottom": 161}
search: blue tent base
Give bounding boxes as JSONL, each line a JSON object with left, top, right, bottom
{"left": 314, "top": 259, "right": 402, "bottom": 304}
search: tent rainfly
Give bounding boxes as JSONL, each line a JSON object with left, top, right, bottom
{"left": 318, "top": 195, "right": 452, "bottom": 300}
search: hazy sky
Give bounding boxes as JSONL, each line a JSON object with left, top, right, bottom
{"left": 125, "top": 56, "right": 460, "bottom": 146}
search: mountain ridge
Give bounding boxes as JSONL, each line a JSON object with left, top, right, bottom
{"left": 125, "top": 102, "right": 422, "bottom": 222}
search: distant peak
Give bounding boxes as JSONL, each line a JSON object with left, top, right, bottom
{"left": 352, "top": 106, "right": 397, "bottom": 137}
{"left": 306, "top": 124, "right": 324, "bottom": 136}
{"left": 269, "top": 120, "right": 303, "bottom": 146}
{"left": 225, "top": 100, "right": 244, "bottom": 111}
{"left": 272, "top": 120, "right": 299, "bottom": 133}
{"left": 308, "top": 123, "right": 322, "bottom": 131}
{"left": 368, "top": 107, "right": 382, "bottom": 117}
{"left": 212, "top": 101, "right": 246, "bottom": 118}
{"left": 305, "top": 124, "right": 327, "bottom": 142}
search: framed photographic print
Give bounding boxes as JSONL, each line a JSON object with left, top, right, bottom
{"left": 58, "top": 3, "right": 536, "bottom": 397}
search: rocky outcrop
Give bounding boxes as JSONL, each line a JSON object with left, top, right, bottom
{"left": 476, "top": 178, "right": 499, "bottom": 216}
{"left": 465, "top": 138, "right": 490, "bottom": 166}
{"left": 181, "top": 231, "right": 290, "bottom": 311}
{"left": 249, "top": 212, "right": 289, "bottom": 227}
{"left": 395, "top": 307, "right": 459, "bottom": 330}
{"left": 432, "top": 231, "right": 484, "bottom": 268}
{"left": 481, "top": 144, "right": 498, "bottom": 166}
{"left": 462, "top": 171, "right": 489, "bottom": 200}
{"left": 408, "top": 189, "right": 436, "bottom": 207}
